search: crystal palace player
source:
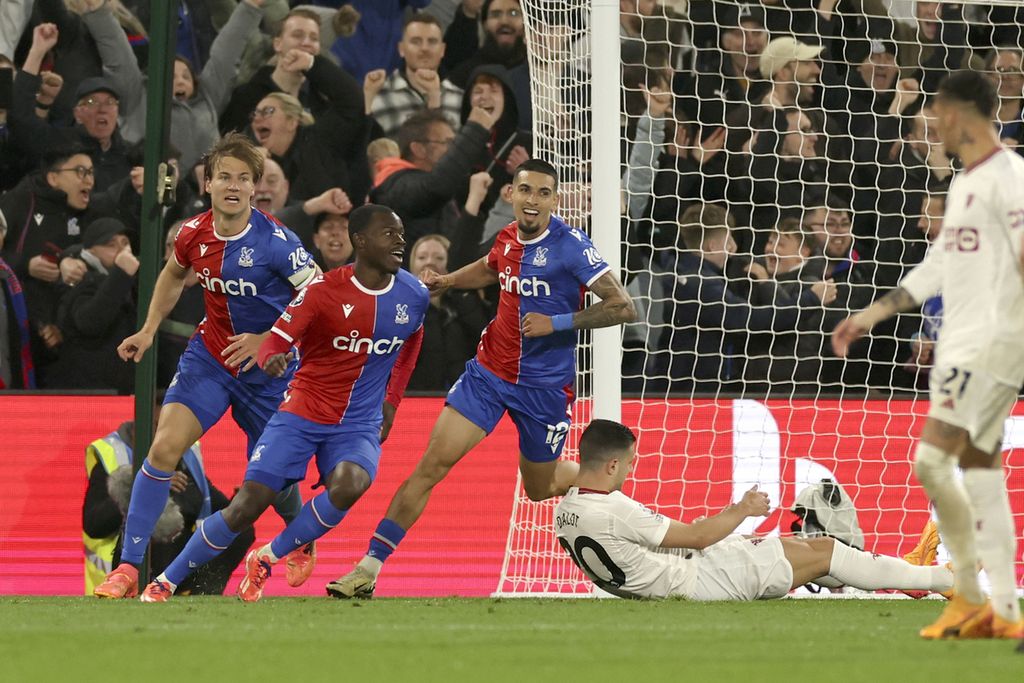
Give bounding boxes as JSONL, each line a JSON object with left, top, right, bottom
{"left": 94, "top": 134, "right": 320, "bottom": 599}
{"left": 556, "top": 420, "right": 954, "bottom": 601}
{"left": 835, "top": 71, "right": 1024, "bottom": 641}
{"left": 327, "top": 158, "right": 637, "bottom": 598}
{"left": 137, "top": 205, "right": 428, "bottom": 602}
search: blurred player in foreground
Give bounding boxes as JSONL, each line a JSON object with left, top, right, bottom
{"left": 834, "top": 70, "right": 1024, "bottom": 640}
{"left": 139, "top": 205, "right": 428, "bottom": 602}
{"left": 328, "top": 158, "right": 636, "bottom": 598}
{"left": 555, "top": 420, "right": 953, "bottom": 601}
{"left": 94, "top": 134, "right": 320, "bottom": 599}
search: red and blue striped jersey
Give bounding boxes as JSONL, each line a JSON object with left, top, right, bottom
{"left": 268, "top": 266, "right": 429, "bottom": 425}
{"left": 173, "top": 209, "right": 318, "bottom": 383}
{"left": 478, "top": 216, "right": 610, "bottom": 388}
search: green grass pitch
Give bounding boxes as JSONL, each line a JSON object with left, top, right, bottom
{"left": 1, "top": 597, "right": 1020, "bottom": 682}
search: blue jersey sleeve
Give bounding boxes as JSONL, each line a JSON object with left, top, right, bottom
{"left": 563, "top": 227, "right": 612, "bottom": 288}
{"left": 268, "top": 223, "right": 318, "bottom": 289}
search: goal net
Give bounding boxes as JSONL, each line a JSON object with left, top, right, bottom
{"left": 496, "top": 0, "right": 1024, "bottom": 597}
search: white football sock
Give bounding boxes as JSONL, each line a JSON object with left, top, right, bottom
{"left": 261, "top": 544, "right": 280, "bottom": 563}
{"left": 358, "top": 555, "right": 384, "bottom": 576}
{"left": 963, "top": 468, "right": 1021, "bottom": 622}
{"left": 914, "top": 443, "right": 985, "bottom": 604}
{"left": 827, "top": 541, "right": 953, "bottom": 592}
{"left": 154, "top": 573, "right": 178, "bottom": 592}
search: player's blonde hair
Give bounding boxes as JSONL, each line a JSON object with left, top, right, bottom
{"left": 202, "top": 133, "right": 265, "bottom": 185}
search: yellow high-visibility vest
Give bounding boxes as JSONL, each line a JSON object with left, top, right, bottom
{"left": 83, "top": 434, "right": 131, "bottom": 595}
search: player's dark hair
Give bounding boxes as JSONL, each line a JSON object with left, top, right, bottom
{"left": 348, "top": 203, "right": 396, "bottom": 243}
{"left": 936, "top": 70, "right": 998, "bottom": 119}
{"left": 202, "top": 132, "right": 264, "bottom": 185}
{"left": 513, "top": 158, "right": 559, "bottom": 190}
{"left": 579, "top": 420, "right": 637, "bottom": 468}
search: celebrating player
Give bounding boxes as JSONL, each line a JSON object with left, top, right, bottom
{"left": 137, "top": 204, "right": 428, "bottom": 602}
{"left": 555, "top": 420, "right": 954, "bottom": 601}
{"left": 327, "top": 158, "right": 636, "bottom": 598}
{"left": 94, "top": 133, "right": 320, "bottom": 599}
{"left": 833, "top": 70, "right": 1024, "bottom": 640}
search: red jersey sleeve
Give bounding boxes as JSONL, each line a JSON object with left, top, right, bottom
{"left": 385, "top": 324, "right": 423, "bottom": 408}
{"left": 172, "top": 221, "right": 193, "bottom": 269}
{"left": 269, "top": 278, "right": 324, "bottom": 346}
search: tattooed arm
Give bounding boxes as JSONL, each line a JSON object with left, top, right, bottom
{"left": 832, "top": 287, "right": 920, "bottom": 357}
{"left": 521, "top": 271, "right": 637, "bottom": 337}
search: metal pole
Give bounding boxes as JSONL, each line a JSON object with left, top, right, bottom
{"left": 132, "top": 0, "right": 176, "bottom": 581}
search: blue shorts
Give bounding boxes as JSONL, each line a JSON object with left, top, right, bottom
{"left": 446, "top": 359, "right": 574, "bottom": 463}
{"left": 163, "top": 336, "right": 293, "bottom": 457}
{"left": 244, "top": 411, "right": 381, "bottom": 491}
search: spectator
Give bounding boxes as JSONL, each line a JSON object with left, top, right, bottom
{"left": 310, "top": 212, "right": 352, "bottom": 271}
{"left": 406, "top": 233, "right": 490, "bottom": 391}
{"left": 87, "top": 0, "right": 266, "bottom": 171}
{"left": 82, "top": 403, "right": 254, "bottom": 595}
{"left": 369, "top": 105, "right": 497, "bottom": 246}
{"left": 646, "top": 203, "right": 828, "bottom": 394}
{"left": 745, "top": 216, "right": 836, "bottom": 395}
{"left": 458, "top": 66, "right": 531, "bottom": 235}
{"left": 446, "top": 0, "right": 532, "bottom": 129}
{"left": 983, "top": 45, "right": 1024, "bottom": 153}
{"left": 441, "top": 0, "right": 484, "bottom": 75}
{"left": 677, "top": 3, "right": 769, "bottom": 128}
{"left": 49, "top": 217, "right": 137, "bottom": 393}
{"left": 801, "top": 194, "right": 881, "bottom": 387}
{"left": 901, "top": 189, "right": 945, "bottom": 387}
{"left": 0, "top": 53, "right": 34, "bottom": 193}
{"left": 329, "top": 0, "right": 431, "bottom": 84}
{"left": 760, "top": 36, "right": 822, "bottom": 110}
{"left": 749, "top": 107, "right": 827, "bottom": 246}
{"left": 851, "top": 0, "right": 969, "bottom": 95}
{"left": 249, "top": 91, "right": 365, "bottom": 203}
{"left": 0, "top": 146, "right": 110, "bottom": 385}
{"left": 219, "top": 7, "right": 366, "bottom": 163}
{"left": 156, "top": 220, "right": 204, "bottom": 389}
{"left": 366, "top": 13, "right": 464, "bottom": 138}
{"left": 252, "top": 155, "right": 291, "bottom": 216}
{"left": 0, "top": 212, "right": 35, "bottom": 389}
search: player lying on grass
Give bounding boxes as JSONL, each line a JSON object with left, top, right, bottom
{"left": 554, "top": 419, "right": 954, "bottom": 602}
{"left": 138, "top": 205, "right": 428, "bottom": 602}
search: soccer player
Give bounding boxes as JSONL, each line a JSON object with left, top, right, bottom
{"left": 327, "top": 158, "right": 637, "bottom": 598}
{"left": 137, "top": 204, "right": 428, "bottom": 602}
{"left": 833, "top": 70, "right": 1024, "bottom": 640}
{"left": 555, "top": 420, "right": 954, "bottom": 601}
{"left": 93, "top": 133, "right": 320, "bottom": 599}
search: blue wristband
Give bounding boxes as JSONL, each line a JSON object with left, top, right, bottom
{"left": 551, "top": 313, "right": 574, "bottom": 332}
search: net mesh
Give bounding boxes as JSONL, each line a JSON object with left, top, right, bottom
{"left": 497, "top": 0, "right": 1024, "bottom": 596}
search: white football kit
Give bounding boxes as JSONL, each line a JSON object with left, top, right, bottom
{"left": 555, "top": 487, "right": 792, "bottom": 600}
{"left": 900, "top": 147, "right": 1024, "bottom": 451}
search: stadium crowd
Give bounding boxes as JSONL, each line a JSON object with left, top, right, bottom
{"left": 0, "top": 0, "right": 1021, "bottom": 397}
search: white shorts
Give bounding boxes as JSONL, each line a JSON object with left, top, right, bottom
{"left": 927, "top": 363, "right": 1017, "bottom": 453}
{"left": 686, "top": 536, "right": 793, "bottom": 601}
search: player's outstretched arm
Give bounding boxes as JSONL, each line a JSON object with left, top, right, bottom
{"left": 658, "top": 486, "right": 769, "bottom": 550}
{"left": 117, "top": 259, "right": 189, "bottom": 362}
{"left": 422, "top": 257, "right": 498, "bottom": 293}
{"left": 831, "top": 286, "right": 919, "bottom": 358}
